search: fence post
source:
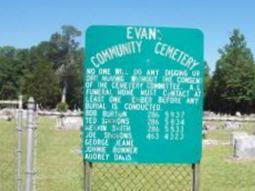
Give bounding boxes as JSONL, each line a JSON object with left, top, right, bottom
{"left": 32, "top": 104, "right": 39, "bottom": 191}
{"left": 25, "top": 97, "right": 35, "bottom": 191}
{"left": 17, "top": 95, "right": 23, "bottom": 191}
{"left": 84, "top": 161, "right": 92, "bottom": 191}
{"left": 192, "top": 163, "right": 200, "bottom": 191}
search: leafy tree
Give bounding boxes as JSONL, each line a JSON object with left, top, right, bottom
{"left": 207, "top": 29, "right": 255, "bottom": 114}
{"left": 50, "top": 25, "right": 82, "bottom": 104}
{"left": 22, "top": 60, "right": 60, "bottom": 108}
{"left": 0, "top": 47, "right": 25, "bottom": 99}
{"left": 0, "top": 46, "right": 17, "bottom": 58}
{"left": 204, "top": 62, "right": 211, "bottom": 96}
{"left": 20, "top": 25, "right": 83, "bottom": 109}
{"left": 204, "top": 61, "right": 211, "bottom": 109}
{"left": 0, "top": 26, "right": 83, "bottom": 108}
{"left": 65, "top": 48, "right": 83, "bottom": 109}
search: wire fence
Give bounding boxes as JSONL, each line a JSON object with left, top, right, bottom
{"left": 1, "top": 113, "right": 255, "bottom": 191}
{"left": 91, "top": 163, "right": 192, "bottom": 191}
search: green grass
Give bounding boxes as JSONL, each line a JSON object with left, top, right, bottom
{"left": 200, "top": 121, "right": 255, "bottom": 191}
{"left": 1, "top": 117, "right": 255, "bottom": 191}
{"left": 36, "top": 117, "right": 83, "bottom": 191}
{"left": 0, "top": 120, "right": 17, "bottom": 191}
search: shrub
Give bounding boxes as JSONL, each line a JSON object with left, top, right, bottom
{"left": 56, "top": 102, "right": 68, "bottom": 112}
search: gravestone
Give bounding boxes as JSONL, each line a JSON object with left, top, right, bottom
{"left": 235, "top": 111, "right": 241, "bottom": 117}
{"left": 0, "top": 108, "right": 16, "bottom": 121}
{"left": 56, "top": 116, "right": 82, "bottom": 130}
{"left": 233, "top": 135, "right": 255, "bottom": 159}
{"left": 224, "top": 121, "right": 243, "bottom": 129}
{"left": 231, "top": 132, "right": 248, "bottom": 146}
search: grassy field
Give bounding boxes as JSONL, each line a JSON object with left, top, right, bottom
{"left": 1, "top": 117, "right": 255, "bottom": 191}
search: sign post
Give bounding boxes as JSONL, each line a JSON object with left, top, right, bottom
{"left": 83, "top": 25, "right": 204, "bottom": 189}
{"left": 84, "top": 161, "right": 92, "bottom": 191}
{"left": 192, "top": 163, "right": 200, "bottom": 191}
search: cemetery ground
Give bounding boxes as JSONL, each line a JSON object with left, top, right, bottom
{"left": 1, "top": 117, "right": 255, "bottom": 191}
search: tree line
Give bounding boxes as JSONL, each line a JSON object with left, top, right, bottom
{"left": 0, "top": 25, "right": 82, "bottom": 109}
{"left": 0, "top": 26, "right": 254, "bottom": 114}
{"left": 205, "top": 29, "right": 255, "bottom": 114}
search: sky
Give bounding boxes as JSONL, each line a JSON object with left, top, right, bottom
{"left": 0, "top": 0, "right": 254, "bottom": 71}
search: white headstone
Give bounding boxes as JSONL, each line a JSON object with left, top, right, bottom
{"left": 231, "top": 132, "right": 248, "bottom": 146}
{"left": 224, "top": 121, "right": 242, "bottom": 129}
{"left": 57, "top": 116, "right": 82, "bottom": 130}
{"left": 233, "top": 135, "right": 255, "bottom": 159}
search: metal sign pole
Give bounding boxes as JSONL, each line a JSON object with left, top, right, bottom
{"left": 84, "top": 161, "right": 92, "bottom": 191}
{"left": 25, "top": 97, "right": 35, "bottom": 191}
{"left": 17, "top": 95, "right": 23, "bottom": 191}
{"left": 192, "top": 163, "right": 200, "bottom": 191}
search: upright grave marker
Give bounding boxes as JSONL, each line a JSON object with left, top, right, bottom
{"left": 83, "top": 25, "right": 204, "bottom": 163}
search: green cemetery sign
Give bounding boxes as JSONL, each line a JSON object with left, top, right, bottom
{"left": 83, "top": 25, "right": 204, "bottom": 164}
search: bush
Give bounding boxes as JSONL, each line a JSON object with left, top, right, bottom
{"left": 56, "top": 102, "right": 68, "bottom": 112}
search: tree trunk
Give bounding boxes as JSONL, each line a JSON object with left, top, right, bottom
{"left": 61, "top": 83, "right": 67, "bottom": 103}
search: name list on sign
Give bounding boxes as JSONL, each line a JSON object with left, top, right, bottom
{"left": 84, "top": 69, "right": 202, "bottom": 161}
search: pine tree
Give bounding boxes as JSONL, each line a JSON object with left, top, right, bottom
{"left": 208, "top": 29, "right": 255, "bottom": 114}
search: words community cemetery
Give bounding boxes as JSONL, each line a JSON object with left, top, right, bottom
{"left": 83, "top": 26, "right": 204, "bottom": 164}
